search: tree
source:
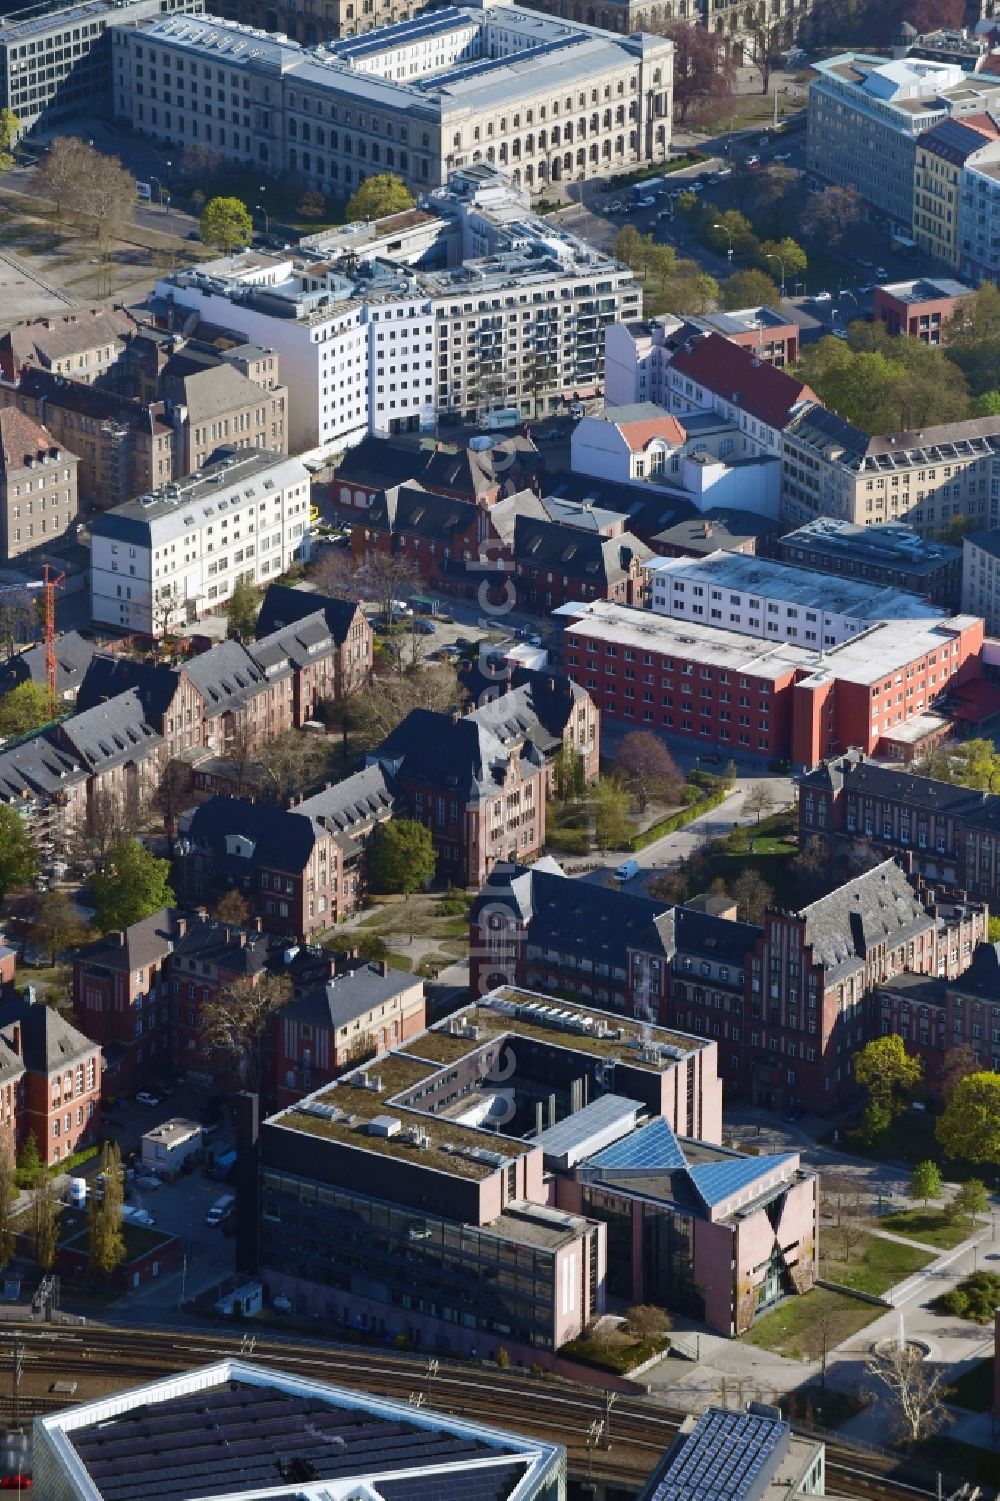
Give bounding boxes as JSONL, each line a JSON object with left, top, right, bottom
{"left": 625, "top": 1303, "right": 671, "bottom": 1341}
{"left": 84, "top": 151, "right": 136, "bottom": 257}
{"left": 743, "top": 782, "right": 774, "bottom": 825}
{"left": 937, "top": 1072, "right": 1000, "bottom": 1164}
{"left": 368, "top": 818, "right": 436, "bottom": 896}
{"left": 972, "top": 390, "right": 1000, "bottom": 417}
{"left": 17, "top": 1133, "right": 41, "bottom": 1186}
{"left": 910, "top": 1160, "right": 942, "bottom": 1207}
{"left": 200, "top": 196, "right": 253, "bottom": 252}
{"left": 351, "top": 664, "right": 461, "bottom": 751}
{"left": 30, "top": 1174, "right": 61, "bottom": 1272}
{"left": 0, "top": 1131, "right": 15, "bottom": 1272}
{"left": 949, "top": 1177, "right": 988, "bottom": 1230}
{"left": 226, "top": 576, "right": 261, "bottom": 641}
{"left": 616, "top": 732, "right": 683, "bottom": 813}
{"left": 0, "top": 680, "right": 53, "bottom": 737}
{"left": 800, "top": 187, "right": 862, "bottom": 250}
{"left": 200, "top": 972, "right": 292, "bottom": 1089}
{"left": 722, "top": 268, "right": 782, "bottom": 310}
{"left": 88, "top": 1140, "right": 125, "bottom": 1280}
{"left": 0, "top": 805, "right": 37, "bottom": 901}
{"left": 69, "top": 787, "right": 146, "bottom": 873}
{"left": 854, "top": 1034, "right": 921, "bottom": 1125}
{"left": 552, "top": 743, "right": 586, "bottom": 803}
{"left": 758, "top": 236, "right": 807, "bottom": 286}
{"left": 256, "top": 729, "right": 332, "bottom": 805}
{"left": 347, "top": 173, "right": 414, "bottom": 222}
{"left": 731, "top": 869, "right": 773, "bottom": 925}
{"left": 152, "top": 760, "right": 193, "bottom": 834}
{"left": 213, "top": 889, "right": 251, "bottom": 925}
{"left": 865, "top": 1343, "right": 948, "bottom": 1445}
{"left": 662, "top": 23, "right": 735, "bottom": 124}
{"left": 35, "top": 136, "right": 94, "bottom": 222}
{"left": 0, "top": 108, "right": 18, "bottom": 173}
{"left": 28, "top": 890, "right": 90, "bottom": 965}
{"left": 745, "top": 13, "right": 788, "bottom": 94}
{"left": 0, "top": 591, "right": 34, "bottom": 660}
{"left": 298, "top": 189, "right": 326, "bottom": 220}
{"left": 592, "top": 778, "right": 632, "bottom": 851}
{"left": 90, "top": 839, "right": 175, "bottom": 933}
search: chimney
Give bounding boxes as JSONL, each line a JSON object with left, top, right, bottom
{"left": 117, "top": 931, "right": 126, "bottom": 946}
{"left": 175, "top": 917, "right": 187, "bottom": 938}
{"left": 372, "top": 959, "right": 388, "bottom": 977}
{"left": 9, "top": 1024, "right": 20, "bottom": 1057}
{"left": 252, "top": 916, "right": 263, "bottom": 933}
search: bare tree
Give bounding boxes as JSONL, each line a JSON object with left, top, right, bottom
{"left": 625, "top": 1304, "right": 671, "bottom": 1342}
{"left": 731, "top": 869, "right": 773, "bottom": 925}
{"left": 353, "top": 663, "right": 461, "bottom": 751}
{"left": 865, "top": 1344, "right": 949, "bottom": 1444}
{"left": 817, "top": 1303, "right": 855, "bottom": 1389}
{"left": 823, "top": 1173, "right": 872, "bottom": 1266}
{"left": 312, "top": 544, "right": 419, "bottom": 627}
{"left": 152, "top": 760, "right": 193, "bottom": 832}
{"left": 200, "top": 972, "right": 292, "bottom": 1090}
{"left": 255, "top": 729, "right": 332, "bottom": 805}
{"left": 800, "top": 186, "right": 862, "bottom": 251}
{"left": 616, "top": 732, "right": 683, "bottom": 813}
{"left": 745, "top": 13, "right": 789, "bottom": 95}
{"left": 221, "top": 719, "right": 262, "bottom": 799}
{"left": 734, "top": 1278, "right": 760, "bottom": 1335}
{"left": 70, "top": 788, "right": 149, "bottom": 872}
{"left": 743, "top": 783, "right": 775, "bottom": 825}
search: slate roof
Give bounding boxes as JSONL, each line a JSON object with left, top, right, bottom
{"left": 255, "top": 583, "right": 361, "bottom": 645}
{"left": 76, "top": 909, "right": 176, "bottom": 971}
{"left": 674, "top": 906, "right": 760, "bottom": 965}
{"left": 670, "top": 333, "right": 817, "bottom": 431}
{"left": 185, "top": 641, "right": 267, "bottom": 717}
{"left": 0, "top": 995, "right": 95, "bottom": 1073}
{"left": 0, "top": 631, "right": 97, "bottom": 700}
{"left": 376, "top": 709, "right": 544, "bottom": 802}
{"left": 799, "top": 859, "right": 933, "bottom": 982}
{"left": 251, "top": 614, "right": 332, "bottom": 679}
{"left": 918, "top": 116, "right": 998, "bottom": 164}
{"left": 465, "top": 670, "right": 585, "bottom": 758}
{"left": 422, "top": 435, "right": 543, "bottom": 500}
{"left": 283, "top": 961, "right": 418, "bottom": 1032}
{"left": 332, "top": 434, "right": 429, "bottom": 492}
{"left": 951, "top": 940, "right": 1000, "bottom": 1000}
{"left": 365, "top": 483, "right": 479, "bottom": 540}
{"left": 55, "top": 689, "right": 162, "bottom": 773}
{"left": 164, "top": 360, "right": 269, "bottom": 423}
{"left": 185, "top": 797, "right": 321, "bottom": 874}
{"left": 0, "top": 732, "right": 85, "bottom": 805}
{"left": 76, "top": 654, "right": 184, "bottom": 721}
{"left": 0, "top": 305, "right": 134, "bottom": 379}
{"left": 513, "top": 514, "right": 651, "bottom": 584}
{"left": 295, "top": 762, "right": 402, "bottom": 838}
{"left": 802, "top": 750, "right": 1000, "bottom": 828}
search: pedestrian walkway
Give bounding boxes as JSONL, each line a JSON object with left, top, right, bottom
{"left": 869, "top": 1227, "right": 949, "bottom": 1253}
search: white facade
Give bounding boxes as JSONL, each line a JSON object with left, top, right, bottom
{"left": 644, "top": 549, "right": 945, "bottom": 648}
{"left": 604, "top": 317, "right": 674, "bottom": 408}
{"left": 570, "top": 403, "right": 685, "bottom": 483}
{"left": 962, "top": 531, "right": 1000, "bottom": 635}
{"left": 90, "top": 448, "right": 311, "bottom": 636}
{"left": 960, "top": 158, "right": 1000, "bottom": 284}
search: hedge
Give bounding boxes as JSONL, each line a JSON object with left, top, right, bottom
{"left": 622, "top": 788, "right": 729, "bottom": 853}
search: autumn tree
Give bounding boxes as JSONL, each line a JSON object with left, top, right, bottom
{"left": 0, "top": 591, "right": 34, "bottom": 660}
{"left": 0, "top": 109, "right": 18, "bottom": 173}
{"left": 200, "top": 196, "right": 253, "bottom": 252}
{"left": 152, "top": 761, "right": 193, "bottom": 834}
{"left": 616, "top": 732, "right": 683, "bottom": 812}
{"left": 800, "top": 187, "right": 862, "bottom": 250}
{"left": 553, "top": 743, "right": 586, "bottom": 803}
{"left": 625, "top": 1304, "right": 671, "bottom": 1341}
{"left": 368, "top": 818, "right": 436, "bottom": 897}
{"left": 931, "top": 1041, "right": 978, "bottom": 1105}
{"left": 865, "top": 1343, "right": 948, "bottom": 1445}
{"left": 937, "top": 1072, "right": 1000, "bottom": 1164}
{"left": 0, "top": 1132, "right": 15, "bottom": 1271}
{"left": 88, "top": 1140, "right": 125, "bottom": 1280}
{"left": 201, "top": 972, "right": 292, "bottom": 1089}
{"left": 212, "top": 889, "right": 251, "bottom": 925}
{"left": 28, "top": 891, "right": 90, "bottom": 965}
{"left": 346, "top": 173, "right": 414, "bottom": 221}
{"left": 743, "top": 782, "right": 774, "bottom": 824}
{"left": 85, "top": 151, "right": 137, "bottom": 257}
{"left": 30, "top": 1174, "right": 62, "bottom": 1272}
{"left": 910, "top": 1160, "right": 942, "bottom": 1207}
{"left": 70, "top": 787, "right": 147, "bottom": 873}
{"left": 90, "top": 839, "right": 175, "bottom": 933}
{"left": 298, "top": 189, "right": 326, "bottom": 219}
{"left": 34, "top": 136, "right": 96, "bottom": 223}
{"left": 226, "top": 576, "right": 261, "bottom": 641}
{"left": 180, "top": 143, "right": 224, "bottom": 185}
{"left": 662, "top": 23, "right": 735, "bottom": 123}
{"left": 732, "top": 869, "right": 773, "bottom": 925}
{"left": 0, "top": 805, "right": 37, "bottom": 901}
{"left": 854, "top": 1034, "right": 921, "bottom": 1143}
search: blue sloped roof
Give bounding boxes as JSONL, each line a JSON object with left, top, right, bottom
{"left": 686, "top": 1153, "right": 797, "bottom": 1209}
{"left": 587, "top": 1117, "right": 686, "bottom": 1173}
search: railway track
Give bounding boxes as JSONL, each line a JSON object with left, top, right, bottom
{"left": 0, "top": 1322, "right": 976, "bottom": 1499}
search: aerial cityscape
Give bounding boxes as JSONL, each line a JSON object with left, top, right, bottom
{"left": 1, "top": 0, "right": 1000, "bottom": 1497}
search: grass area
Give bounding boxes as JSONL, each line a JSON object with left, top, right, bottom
{"left": 879, "top": 1209, "right": 970, "bottom": 1251}
{"left": 545, "top": 799, "right": 592, "bottom": 856}
{"left": 742, "top": 1288, "right": 881, "bottom": 1362}
{"left": 355, "top": 892, "right": 470, "bottom": 958}
{"left": 715, "top": 92, "right": 806, "bottom": 133}
{"left": 384, "top": 951, "right": 413, "bottom": 973}
{"left": 948, "top": 1358, "right": 995, "bottom": 1413}
{"left": 560, "top": 1331, "right": 669, "bottom": 1375}
{"left": 821, "top": 1232, "right": 933, "bottom": 1297}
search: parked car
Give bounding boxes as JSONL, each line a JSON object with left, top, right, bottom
{"left": 606, "top": 200, "right": 622, "bottom": 213}
{"left": 714, "top": 166, "right": 732, "bottom": 179}
{"left": 135, "top": 1091, "right": 160, "bottom": 1108}
{"left": 859, "top": 282, "right": 878, "bottom": 295}
{"left": 832, "top": 328, "right": 849, "bottom": 340}
{"left": 414, "top": 619, "right": 436, "bottom": 635}
{"left": 875, "top": 265, "right": 888, "bottom": 279}
{"left": 773, "top": 152, "right": 792, "bottom": 162}
{"left": 811, "top": 290, "right": 832, "bottom": 302}
{"left": 745, "top": 154, "right": 761, "bottom": 167}
{"left": 636, "top": 195, "right": 655, "bottom": 208}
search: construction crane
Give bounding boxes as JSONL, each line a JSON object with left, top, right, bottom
{"left": 0, "top": 563, "right": 65, "bottom": 716}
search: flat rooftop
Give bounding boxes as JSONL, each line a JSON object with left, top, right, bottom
{"left": 91, "top": 447, "right": 301, "bottom": 539}
{"left": 880, "top": 276, "right": 974, "bottom": 303}
{"left": 781, "top": 518, "right": 960, "bottom": 572}
{"left": 644, "top": 549, "right": 944, "bottom": 623}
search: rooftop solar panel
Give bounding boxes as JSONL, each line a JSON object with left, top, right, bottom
{"left": 586, "top": 1116, "right": 687, "bottom": 1173}
{"left": 649, "top": 1407, "right": 789, "bottom": 1501}
{"left": 686, "top": 1153, "right": 796, "bottom": 1209}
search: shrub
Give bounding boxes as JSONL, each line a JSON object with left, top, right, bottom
{"left": 938, "top": 1290, "right": 969, "bottom": 1317}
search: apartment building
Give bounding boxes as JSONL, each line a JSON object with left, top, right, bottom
{"left": 644, "top": 549, "right": 944, "bottom": 649}
{"left": 959, "top": 155, "right": 1000, "bottom": 281}
{"left": 89, "top": 447, "right": 311, "bottom": 636}
{"left": 0, "top": 0, "right": 202, "bottom": 137}
{"left": 0, "top": 306, "right": 137, "bottom": 385}
{"left": 801, "top": 749, "right": 1000, "bottom": 910}
{"left": 666, "top": 335, "right": 816, "bottom": 465}
{"left": 914, "top": 116, "right": 1000, "bottom": 267}
{"left": 873, "top": 276, "right": 975, "bottom": 341}
{"left": 0, "top": 994, "right": 102, "bottom": 1167}
{"left": 777, "top": 517, "right": 962, "bottom": 608}
{"left": 154, "top": 168, "right": 641, "bottom": 452}
{"left": 0, "top": 406, "right": 79, "bottom": 562}
{"left": 781, "top": 403, "right": 1000, "bottom": 536}
{"left": 558, "top": 597, "right": 985, "bottom": 768}
{"left": 114, "top": 8, "right": 673, "bottom": 203}
{"left": 962, "top": 529, "right": 1000, "bottom": 631}
{"left": 604, "top": 308, "right": 799, "bottom": 410}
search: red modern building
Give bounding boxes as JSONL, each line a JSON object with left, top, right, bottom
{"left": 873, "top": 278, "right": 975, "bottom": 344}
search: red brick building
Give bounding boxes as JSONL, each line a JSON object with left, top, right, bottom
{"left": 512, "top": 514, "right": 650, "bottom": 612}
{"left": 332, "top": 435, "right": 543, "bottom": 512}
{"left": 874, "top": 941, "right": 1000, "bottom": 1093}
{"left": 0, "top": 996, "right": 101, "bottom": 1167}
{"left": 874, "top": 279, "right": 975, "bottom": 344}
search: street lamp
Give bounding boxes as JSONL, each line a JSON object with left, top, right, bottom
{"left": 256, "top": 203, "right": 270, "bottom": 238}
{"left": 764, "top": 251, "right": 786, "bottom": 299}
{"left": 839, "top": 288, "right": 859, "bottom": 318}
{"left": 713, "top": 222, "right": 734, "bottom": 261}
{"left": 149, "top": 174, "right": 162, "bottom": 208}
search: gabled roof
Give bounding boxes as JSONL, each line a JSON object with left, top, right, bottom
{"left": 0, "top": 305, "right": 135, "bottom": 379}
{"left": 801, "top": 750, "right": 1000, "bottom": 825}
{"left": 185, "top": 796, "right": 321, "bottom": 873}
{"left": 295, "top": 762, "right": 402, "bottom": 837}
{"left": 76, "top": 908, "right": 175, "bottom": 972}
{"left": 0, "top": 996, "right": 95, "bottom": 1073}
{"left": 670, "top": 333, "right": 817, "bottom": 431}
{"left": 14, "top": 367, "right": 173, "bottom": 435}
{"left": 250, "top": 614, "right": 332, "bottom": 678}
{"left": 365, "top": 483, "right": 478, "bottom": 540}
{"left": 513, "top": 514, "right": 651, "bottom": 583}
{"left": 0, "top": 406, "right": 73, "bottom": 474}
{"left": 951, "top": 940, "right": 1000, "bottom": 999}
{"left": 55, "top": 689, "right": 162, "bottom": 772}
{"left": 255, "top": 583, "right": 361, "bottom": 646}
{"left": 0, "top": 733, "right": 85, "bottom": 805}
{"left": 283, "top": 961, "right": 419, "bottom": 1031}
{"left": 0, "top": 631, "right": 97, "bottom": 700}
{"left": 332, "top": 434, "right": 429, "bottom": 491}
{"left": 798, "top": 859, "right": 933, "bottom": 981}
{"left": 185, "top": 641, "right": 267, "bottom": 716}
{"left": 377, "top": 708, "right": 541, "bottom": 801}
{"left": 466, "top": 670, "right": 583, "bottom": 758}
{"left": 76, "top": 654, "right": 184, "bottom": 721}
{"left": 422, "top": 435, "right": 543, "bottom": 500}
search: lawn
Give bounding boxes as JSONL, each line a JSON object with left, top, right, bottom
{"left": 742, "top": 1288, "right": 881, "bottom": 1362}
{"left": 545, "top": 800, "right": 592, "bottom": 857}
{"left": 878, "top": 1209, "right": 970, "bottom": 1251}
{"left": 354, "top": 892, "right": 470, "bottom": 959}
{"left": 820, "top": 1232, "right": 933, "bottom": 1297}
{"left": 948, "top": 1358, "right": 995, "bottom": 1413}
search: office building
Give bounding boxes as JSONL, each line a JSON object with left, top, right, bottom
{"left": 0, "top": 0, "right": 202, "bottom": 137}
{"left": 962, "top": 528, "right": 1000, "bottom": 631}
{"left": 873, "top": 276, "right": 975, "bottom": 341}
{"left": 114, "top": 7, "right": 674, "bottom": 202}
{"left": 959, "top": 154, "right": 1000, "bottom": 281}
{"left": 34, "top": 1359, "right": 566, "bottom": 1500}
{"left": 914, "top": 116, "right": 1000, "bottom": 266}
{"left": 605, "top": 308, "right": 799, "bottom": 411}
{"left": 153, "top": 167, "right": 640, "bottom": 452}
{"left": 558, "top": 596, "right": 985, "bottom": 768}
{"left": 0, "top": 405, "right": 79, "bottom": 561}
{"left": 643, "top": 549, "right": 944, "bottom": 649}
{"left": 89, "top": 446, "right": 311, "bottom": 635}
{"left": 777, "top": 517, "right": 962, "bottom": 608}
{"left": 0, "top": 992, "right": 102, "bottom": 1168}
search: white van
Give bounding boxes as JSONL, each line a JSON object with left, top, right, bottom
{"left": 614, "top": 858, "right": 639, "bottom": 882}
{"left": 207, "top": 1194, "right": 235, "bottom": 1227}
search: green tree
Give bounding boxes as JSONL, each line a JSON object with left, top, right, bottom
{"left": 854, "top": 1034, "right": 921, "bottom": 1126}
{"left": 17, "top": 1132, "right": 41, "bottom": 1187}
{"left": 368, "top": 818, "right": 436, "bottom": 896}
{"left": 28, "top": 889, "right": 90, "bottom": 965}
{"left": 225, "top": 576, "right": 261, "bottom": 641}
{"left": 0, "top": 805, "right": 37, "bottom": 902}
{"left": 0, "top": 1131, "right": 15, "bottom": 1271}
{"left": 613, "top": 224, "right": 643, "bottom": 268}
{"left": 949, "top": 1176, "right": 989, "bottom": 1230}
{"left": 30, "top": 1175, "right": 61, "bottom": 1272}
{"left": 0, "top": 680, "right": 53, "bottom": 737}
{"left": 0, "top": 108, "right": 18, "bottom": 174}
{"left": 346, "top": 173, "right": 414, "bottom": 221}
{"left": 703, "top": 208, "right": 758, "bottom": 260}
{"left": 90, "top": 839, "right": 175, "bottom": 933}
{"left": 972, "top": 390, "right": 1000, "bottom": 416}
{"left": 199, "top": 196, "right": 253, "bottom": 252}
{"left": 758, "top": 236, "right": 807, "bottom": 285}
{"left": 722, "top": 268, "right": 781, "bottom": 310}
{"left": 553, "top": 743, "right": 586, "bottom": 803}
{"left": 731, "top": 868, "right": 773, "bottom": 924}
{"left": 592, "top": 778, "right": 632, "bottom": 850}
{"left": 88, "top": 1140, "right": 125, "bottom": 1280}
{"left": 937, "top": 1072, "right": 1000, "bottom": 1164}
{"left": 910, "top": 1160, "right": 942, "bottom": 1207}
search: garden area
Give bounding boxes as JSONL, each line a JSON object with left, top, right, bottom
{"left": 819, "top": 1232, "right": 933, "bottom": 1299}
{"left": 334, "top": 890, "right": 472, "bottom": 977}
{"left": 742, "top": 1287, "right": 881, "bottom": 1362}
{"left": 560, "top": 1306, "right": 671, "bottom": 1376}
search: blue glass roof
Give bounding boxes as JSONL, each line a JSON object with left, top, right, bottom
{"left": 686, "top": 1153, "right": 797, "bottom": 1209}
{"left": 586, "top": 1117, "right": 686, "bottom": 1173}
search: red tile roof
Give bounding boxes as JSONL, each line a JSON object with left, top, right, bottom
{"left": 0, "top": 407, "right": 66, "bottom": 474}
{"left": 616, "top": 414, "right": 687, "bottom": 452}
{"left": 669, "top": 333, "right": 816, "bottom": 432}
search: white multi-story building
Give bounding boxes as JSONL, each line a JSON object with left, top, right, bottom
{"left": 959, "top": 156, "right": 1000, "bottom": 283}
{"left": 962, "top": 530, "right": 1000, "bottom": 634}
{"left": 112, "top": 5, "right": 673, "bottom": 201}
{"left": 89, "top": 447, "right": 311, "bottom": 636}
{"left": 155, "top": 167, "right": 640, "bottom": 452}
{"left": 643, "top": 549, "right": 946, "bottom": 650}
